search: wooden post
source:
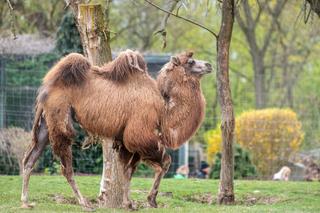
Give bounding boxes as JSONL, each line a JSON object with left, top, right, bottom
{"left": 0, "top": 56, "right": 5, "bottom": 128}
{"left": 216, "top": 0, "right": 235, "bottom": 205}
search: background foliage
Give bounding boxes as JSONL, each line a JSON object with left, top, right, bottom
{"left": 0, "top": 0, "right": 320, "bottom": 176}
{"left": 210, "top": 144, "right": 257, "bottom": 179}
{"left": 236, "top": 108, "right": 304, "bottom": 176}
{"left": 206, "top": 108, "right": 304, "bottom": 177}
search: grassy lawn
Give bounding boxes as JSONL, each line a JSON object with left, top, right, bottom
{"left": 0, "top": 176, "right": 319, "bottom": 212}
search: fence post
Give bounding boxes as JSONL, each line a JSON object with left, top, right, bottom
{"left": 0, "top": 55, "right": 6, "bottom": 128}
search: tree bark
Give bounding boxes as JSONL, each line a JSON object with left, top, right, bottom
{"left": 216, "top": 0, "right": 235, "bottom": 205}
{"left": 78, "top": 4, "right": 112, "bottom": 64}
{"left": 77, "top": 4, "right": 125, "bottom": 208}
{"left": 67, "top": 1, "right": 126, "bottom": 208}
{"left": 99, "top": 141, "right": 126, "bottom": 208}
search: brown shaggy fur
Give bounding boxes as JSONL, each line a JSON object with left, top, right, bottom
{"left": 93, "top": 49, "right": 147, "bottom": 82}
{"left": 157, "top": 51, "right": 206, "bottom": 149}
{"left": 43, "top": 53, "right": 90, "bottom": 87}
{"left": 21, "top": 50, "right": 210, "bottom": 210}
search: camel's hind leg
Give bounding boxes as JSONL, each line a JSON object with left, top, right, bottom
{"left": 144, "top": 151, "right": 171, "bottom": 208}
{"left": 52, "top": 137, "right": 94, "bottom": 211}
{"left": 21, "top": 117, "right": 49, "bottom": 208}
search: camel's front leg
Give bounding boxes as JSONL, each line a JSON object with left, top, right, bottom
{"left": 145, "top": 153, "right": 171, "bottom": 208}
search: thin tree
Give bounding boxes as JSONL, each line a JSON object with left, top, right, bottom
{"left": 216, "top": 0, "right": 236, "bottom": 204}
{"left": 144, "top": 0, "right": 236, "bottom": 204}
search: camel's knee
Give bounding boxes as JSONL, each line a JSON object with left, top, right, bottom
{"left": 162, "top": 154, "right": 171, "bottom": 172}
{"left": 48, "top": 129, "right": 74, "bottom": 179}
{"left": 55, "top": 145, "right": 73, "bottom": 179}
{"left": 22, "top": 120, "right": 49, "bottom": 170}
{"left": 50, "top": 132, "right": 73, "bottom": 157}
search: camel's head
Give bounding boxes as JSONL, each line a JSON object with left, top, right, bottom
{"left": 157, "top": 51, "right": 212, "bottom": 99}
{"left": 169, "top": 51, "right": 212, "bottom": 78}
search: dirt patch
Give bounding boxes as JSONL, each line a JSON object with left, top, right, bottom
{"left": 131, "top": 189, "right": 173, "bottom": 198}
{"left": 49, "top": 194, "right": 98, "bottom": 206}
{"left": 49, "top": 194, "right": 78, "bottom": 205}
{"left": 182, "top": 193, "right": 213, "bottom": 204}
{"left": 182, "top": 193, "right": 286, "bottom": 206}
{"left": 131, "top": 200, "right": 168, "bottom": 209}
{"left": 237, "top": 195, "right": 284, "bottom": 206}
{"left": 48, "top": 193, "right": 169, "bottom": 209}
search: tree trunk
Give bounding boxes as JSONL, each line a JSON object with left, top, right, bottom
{"left": 252, "top": 54, "right": 266, "bottom": 109}
{"left": 99, "top": 141, "right": 126, "bottom": 208}
{"left": 243, "top": 28, "right": 266, "bottom": 109}
{"left": 216, "top": 0, "right": 235, "bottom": 205}
{"left": 78, "top": 4, "right": 112, "bottom": 64}
{"left": 68, "top": 2, "right": 126, "bottom": 208}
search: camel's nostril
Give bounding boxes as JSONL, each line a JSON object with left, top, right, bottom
{"left": 205, "top": 63, "right": 212, "bottom": 68}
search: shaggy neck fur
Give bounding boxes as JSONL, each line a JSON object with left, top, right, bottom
{"left": 159, "top": 71, "right": 205, "bottom": 150}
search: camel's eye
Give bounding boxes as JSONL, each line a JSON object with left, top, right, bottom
{"left": 187, "top": 59, "right": 195, "bottom": 65}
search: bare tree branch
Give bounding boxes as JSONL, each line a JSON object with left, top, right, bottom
{"left": 254, "top": 0, "right": 267, "bottom": 26}
{"left": 242, "top": 0, "right": 255, "bottom": 29}
{"left": 153, "top": 0, "right": 180, "bottom": 49}
{"left": 6, "top": 0, "right": 17, "bottom": 39}
{"left": 306, "top": 0, "right": 320, "bottom": 18}
{"left": 261, "top": 0, "right": 288, "bottom": 56}
{"left": 144, "top": 0, "right": 218, "bottom": 39}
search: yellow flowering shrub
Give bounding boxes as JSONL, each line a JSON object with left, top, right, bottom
{"left": 236, "top": 108, "right": 304, "bottom": 176}
{"left": 205, "top": 128, "right": 222, "bottom": 163}
{"left": 206, "top": 108, "right": 304, "bottom": 176}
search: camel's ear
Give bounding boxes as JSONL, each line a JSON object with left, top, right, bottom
{"left": 170, "top": 56, "right": 180, "bottom": 66}
{"left": 186, "top": 51, "right": 193, "bottom": 58}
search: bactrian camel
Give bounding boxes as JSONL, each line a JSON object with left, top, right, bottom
{"left": 21, "top": 50, "right": 212, "bottom": 210}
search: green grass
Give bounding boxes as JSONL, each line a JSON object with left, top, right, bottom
{"left": 0, "top": 176, "right": 319, "bottom": 212}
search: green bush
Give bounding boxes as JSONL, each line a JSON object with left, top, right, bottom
{"left": 133, "top": 163, "right": 154, "bottom": 178}
{"left": 55, "top": 11, "right": 83, "bottom": 55}
{"left": 0, "top": 153, "right": 20, "bottom": 175}
{"left": 210, "top": 144, "right": 257, "bottom": 179}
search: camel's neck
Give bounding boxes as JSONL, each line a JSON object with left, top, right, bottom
{"left": 161, "top": 82, "right": 205, "bottom": 149}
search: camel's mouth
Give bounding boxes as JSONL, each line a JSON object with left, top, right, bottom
{"left": 204, "top": 65, "right": 213, "bottom": 74}
{"left": 189, "top": 60, "right": 213, "bottom": 75}
{"left": 201, "top": 63, "right": 213, "bottom": 75}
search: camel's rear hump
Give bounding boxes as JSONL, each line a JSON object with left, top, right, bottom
{"left": 43, "top": 53, "right": 91, "bottom": 87}
{"left": 94, "top": 50, "right": 147, "bottom": 82}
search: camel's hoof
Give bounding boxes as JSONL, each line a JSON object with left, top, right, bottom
{"left": 123, "top": 201, "right": 136, "bottom": 211}
{"left": 147, "top": 196, "right": 158, "bottom": 208}
{"left": 82, "top": 206, "right": 96, "bottom": 212}
{"left": 81, "top": 200, "right": 95, "bottom": 212}
{"left": 21, "top": 202, "right": 35, "bottom": 209}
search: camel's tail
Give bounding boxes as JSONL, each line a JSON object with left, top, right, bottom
{"left": 22, "top": 100, "right": 43, "bottom": 166}
{"left": 95, "top": 49, "right": 148, "bottom": 81}
{"left": 43, "top": 53, "right": 91, "bottom": 87}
